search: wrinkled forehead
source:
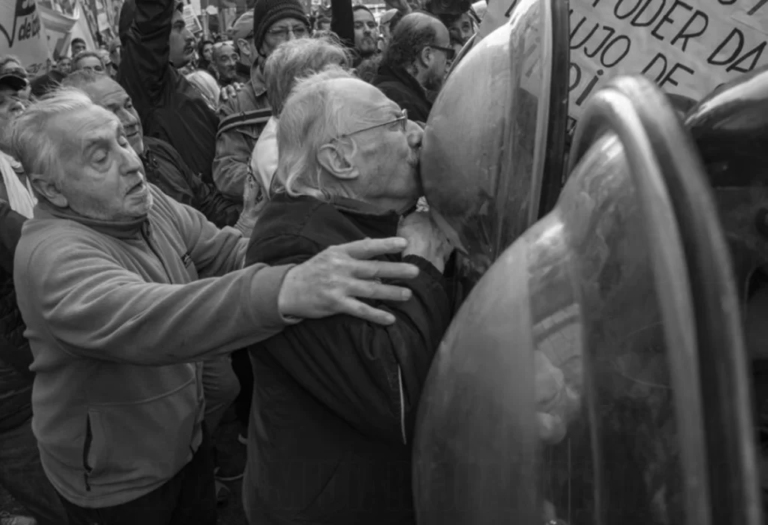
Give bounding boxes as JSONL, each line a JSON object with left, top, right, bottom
{"left": 51, "top": 106, "right": 121, "bottom": 149}
{"left": 354, "top": 9, "right": 375, "bottom": 22}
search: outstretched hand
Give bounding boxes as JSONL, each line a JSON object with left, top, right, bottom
{"left": 277, "top": 238, "right": 420, "bottom": 325}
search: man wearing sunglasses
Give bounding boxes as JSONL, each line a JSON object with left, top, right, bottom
{"left": 374, "top": 12, "right": 453, "bottom": 123}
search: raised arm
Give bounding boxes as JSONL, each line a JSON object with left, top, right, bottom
{"left": 118, "top": 0, "right": 176, "bottom": 111}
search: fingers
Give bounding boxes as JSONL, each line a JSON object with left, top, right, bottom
{"left": 345, "top": 279, "right": 412, "bottom": 302}
{"left": 337, "top": 237, "right": 409, "bottom": 260}
{"left": 349, "top": 259, "right": 419, "bottom": 281}
{"left": 338, "top": 298, "right": 397, "bottom": 326}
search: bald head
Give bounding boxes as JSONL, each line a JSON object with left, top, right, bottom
{"left": 384, "top": 12, "right": 451, "bottom": 92}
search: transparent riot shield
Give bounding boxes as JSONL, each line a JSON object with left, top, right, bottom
{"left": 420, "top": 0, "right": 569, "bottom": 283}
{"left": 413, "top": 75, "right": 760, "bottom": 525}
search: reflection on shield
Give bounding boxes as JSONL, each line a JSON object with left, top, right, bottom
{"left": 413, "top": 72, "right": 761, "bottom": 524}
{"left": 420, "top": 0, "right": 568, "bottom": 283}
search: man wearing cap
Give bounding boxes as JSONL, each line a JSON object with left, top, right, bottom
{"left": 231, "top": 11, "right": 256, "bottom": 84}
{"left": 212, "top": 0, "right": 311, "bottom": 205}
{"left": 118, "top": 0, "right": 221, "bottom": 185}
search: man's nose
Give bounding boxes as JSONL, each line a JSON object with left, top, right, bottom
{"left": 286, "top": 30, "right": 297, "bottom": 41}
{"left": 121, "top": 146, "right": 144, "bottom": 174}
{"left": 406, "top": 120, "right": 423, "bottom": 148}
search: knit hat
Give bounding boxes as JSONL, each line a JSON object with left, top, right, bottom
{"left": 252, "top": 0, "right": 310, "bottom": 52}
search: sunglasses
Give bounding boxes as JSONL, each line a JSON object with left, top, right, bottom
{"left": 429, "top": 45, "right": 456, "bottom": 60}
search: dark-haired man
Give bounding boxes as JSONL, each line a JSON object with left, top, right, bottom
{"left": 70, "top": 37, "right": 86, "bottom": 57}
{"left": 352, "top": 5, "right": 378, "bottom": 63}
{"left": 373, "top": 12, "right": 452, "bottom": 123}
{"left": 118, "top": 0, "right": 221, "bottom": 184}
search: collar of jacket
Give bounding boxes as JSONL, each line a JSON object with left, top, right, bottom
{"left": 328, "top": 195, "right": 401, "bottom": 237}
{"left": 377, "top": 62, "right": 430, "bottom": 106}
{"left": 236, "top": 61, "right": 251, "bottom": 80}
{"left": 249, "top": 60, "right": 267, "bottom": 98}
{"left": 34, "top": 199, "right": 148, "bottom": 240}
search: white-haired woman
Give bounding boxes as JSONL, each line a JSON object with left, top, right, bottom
{"left": 186, "top": 69, "right": 221, "bottom": 112}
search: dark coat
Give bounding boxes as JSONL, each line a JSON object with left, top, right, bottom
{"left": 373, "top": 63, "right": 432, "bottom": 124}
{"left": 0, "top": 201, "right": 32, "bottom": 432}
{"left": 119, "top": 0, "right": 220, "bottom": 185}
{"left": 142, "top": 137, "right": 241, "bottom": 228}
{"left": 243, "top": 194, "right": 452, "bottom": 525}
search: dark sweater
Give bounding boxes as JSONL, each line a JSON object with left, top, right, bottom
{"left": 243, "top": 194, "right": 452, "bottom": 524}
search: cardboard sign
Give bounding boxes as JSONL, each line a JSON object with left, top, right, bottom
{"left": 478, "top": 0, "right": 768, "bottom": 124}
{"left": 0, "top": 0, "right": 51, "bottom": 76}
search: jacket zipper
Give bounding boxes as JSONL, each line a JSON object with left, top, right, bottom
{"left": 140, "top": 223, "right": 173, "bottom": 283}
{"left": 83, "top": 415, "right": 93, "bottom": 491}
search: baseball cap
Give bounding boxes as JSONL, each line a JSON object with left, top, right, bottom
{"left": 0, "top": 73, "right": 28, "bottom": 91}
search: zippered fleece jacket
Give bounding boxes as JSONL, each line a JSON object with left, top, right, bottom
{"left": 13, "top": 186, "right": 293, "bottom": 508}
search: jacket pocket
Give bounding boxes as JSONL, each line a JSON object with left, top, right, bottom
{"left": 82, "top": 377, "right": 200, "bottom": 490}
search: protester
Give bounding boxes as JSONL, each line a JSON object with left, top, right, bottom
{"left": 211, "top": 42, "right": 240, "bottom": 86}
{"left": 230, "top": 11, "right": 255, "bottom": 84}
{"left": 109, "top": 41, "right": 122, "bottom": 76}
{"left": 197, "top": 38, "right": 214, "bottom": 71}
{"left": 8, "top": 90, "right": 422, "bottom": 524}
{"left": 118, "top": 0, "right": 221, "bottom": 184}
{"left": 213, "top": 0, "right": 310, "bottom": 204}
{"left": 374, "top": 12, "right": 452, "bottom": 123}
{"left": 250, "top": 37, "right": 350, "bottom": 198}
{"left": 244, "top": 68, "right": 454, "bottom": 524}
{"left": 352, "top": 5, "right": 378, "bottom": 64}
{"left": 70, "top": 38, "right": 87, "bottom": 57}
{"left": 315, "top": 15, "right": 331, "bottom": 32}
{"left": 378, "top": 8, "right": 398, "bottom": 53}
{"left": 29, "top": 70, "right": 67, "bottom": 100}
{"left": 186, "top": 69, "right": 221, "bottom": 111}
{"left": 62, "top": 71, "right": 246, "bottom": 230}
{"left": 56, "top": 57, "right": 72, "bottom": 75}
{"left": 443, "top": 10, "right": 474, "bottom": 48}
{"left": 0, "top": 57, "right": 30, "bottom": 102}
{"left": 72, "top": 50, "right": 108, "bottom": 74}
{"left": 0, "top": 70, "right": 70, "bottom": 525}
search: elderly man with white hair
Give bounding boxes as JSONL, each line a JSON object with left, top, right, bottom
{"left": 243, "top": 68, "right": 455, "bottom": 524}
{"left": 8, "top": 90, "right": 423, "bottom": 524}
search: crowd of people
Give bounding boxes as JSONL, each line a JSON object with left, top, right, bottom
{"left": 0, "top": 0, "right": 573, "bottom": 523}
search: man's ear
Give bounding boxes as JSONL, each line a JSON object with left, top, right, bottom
{"left": 30, "top": 173, "right": 68, "bottom": 208}
{"left": 237, "top": 38, "right": 252, "bottom": 59}
{"left": 317, "top": 141, "right": 360, "bottom": 181}
{"left": 417, "top": 45, "right": 432, "bottom": 68}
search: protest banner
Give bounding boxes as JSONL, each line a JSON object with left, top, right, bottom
{"left": 0, "top": 0, "right": 51, "bottom": 76}
{"left": 477, "top": 0, "right": 768, "bottom": 127}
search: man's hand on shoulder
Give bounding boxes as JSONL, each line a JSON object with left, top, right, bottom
{"left": 398, "top": 211, "right": 454, "bottom": 273}
{"left": 220, "top": 82, "right": 244, "bottom": 103}
{"left": 277, "top": 237, "right": 420, "bottom": 325}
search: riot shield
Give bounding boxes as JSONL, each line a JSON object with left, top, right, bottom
{"left": 413, "top": 76, "right": 759, "bottom": 525}
{"left": 419, "top": 0, "right": 569, "bottom": 282}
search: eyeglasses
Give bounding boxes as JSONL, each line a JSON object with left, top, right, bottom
{"left": 336, "top": 109, "right": 408, "bottom": 140}
{"left": 429, "top": 45, "right": 456, "bottom": 60}
{"left": 265, "top": 25, "right": 309, "bottom": 40}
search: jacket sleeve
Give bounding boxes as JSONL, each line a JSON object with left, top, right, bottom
{"left": 154, "top": 187, "right": 248, "bottom": 277}
{"left": 0, "top": 200, "right": 25, "bottom": 275}
{"left": 331, "top": 0, "right": 355, "bottom": 49}
{"left": 212, "top": 102, "right": 253, "bottom": 202}
{"left": 16, "top": 234, "right": 294, "bottom": 366}
{"left": 250, "top": 234, "right": 452, "bottom": 445}
{"left": 118, "top": 0, "right": 175, "bottom": 111}
{"left": 165, "top": 139, "right": 242, "bottom": 227}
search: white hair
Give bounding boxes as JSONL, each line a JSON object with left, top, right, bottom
{"left": 186, "top": 70, "right": 221, "bottom": 110}
{"left": 8, "top": 90, "right": 94, "bottom": 193}
{"left": 275, "top": 66, "right": 366, "bottom": 200}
